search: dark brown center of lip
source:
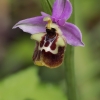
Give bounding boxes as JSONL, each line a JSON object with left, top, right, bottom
{"left": 46, "top": 28, "right": 56, "bottom": 39}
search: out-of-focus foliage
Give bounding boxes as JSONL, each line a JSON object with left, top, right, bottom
{"left": 75, "top": 0, "right": 100, "bottom": 100}
{"left": 0, "top": 67, "right": 66, "bottom": 100}
{"left": 0, "top": 37, "right": 34, "bottom": 78}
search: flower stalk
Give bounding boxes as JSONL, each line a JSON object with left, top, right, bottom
{"left": 41, "top": 0, "right": 78, "bottom": 99}
{"left": 40, "top": 0, "right": 77, "bottom": 100}
{"left": 64, "top": 0, "right": 78, "bottom": 100}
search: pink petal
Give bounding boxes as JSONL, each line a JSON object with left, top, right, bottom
{"left": 58, "top": 19, "right": 66, "bottom": 26}
{"left": 60, "top": 22, "right": 84, "bottom": 46}
{"left": 52, "top": 0, "right": 72, "bottom": 21}
{"left": 52, "top": 0, "right": 65, "bottom": 19}
{"left": 41, "top": 12, "right": 50, "bottom": 17}
{"left": 13, "top": 16, "right": 46, "bottom": 34}
{"left": 60, "top": 0, "right": 72, "bottom": 20}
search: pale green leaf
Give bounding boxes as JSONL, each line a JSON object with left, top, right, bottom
{"left": 0, "top": 67, "right": 66, "bottom": 100}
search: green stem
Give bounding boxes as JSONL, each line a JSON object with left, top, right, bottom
{"left": 40, "top": 0, "right": 52, "bottom": 14}
{"left": 64, "top": 0, "right": 77, "bottom": 100}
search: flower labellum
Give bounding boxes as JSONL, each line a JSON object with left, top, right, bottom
{"left": 13, "top": 0, "right": 84, "bottom": 68}
{"left": 31, "top": 17, "right": 66, "bottom": 68}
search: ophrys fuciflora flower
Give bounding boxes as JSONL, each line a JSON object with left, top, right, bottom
{"left": 13, "top": 0, "right": 84, "bottom": 68}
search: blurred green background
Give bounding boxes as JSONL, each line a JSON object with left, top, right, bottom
{"left": 0, "top": 0, "right": 100, "bottom": 100}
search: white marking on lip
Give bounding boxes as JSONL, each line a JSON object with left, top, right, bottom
{"left": 39, "top": 35, "right": 58, "bottom": 54}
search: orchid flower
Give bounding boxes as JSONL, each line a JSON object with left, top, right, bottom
{"left": 13, "top": 0, "right": 84, "bottom": 68}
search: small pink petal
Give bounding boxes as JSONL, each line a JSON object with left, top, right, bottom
{"left": 41, "top": 12, "right": 50, "bottom": 17}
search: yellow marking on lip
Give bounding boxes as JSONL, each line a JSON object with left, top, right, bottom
{"left": 56, "top": 36, "right": 66, "bottom": 46}
{"left": 34, "top": 61, "right": 43, "bottom": 66}
{"left": 31, "top": 33, "right": 46, "bottom": 42}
